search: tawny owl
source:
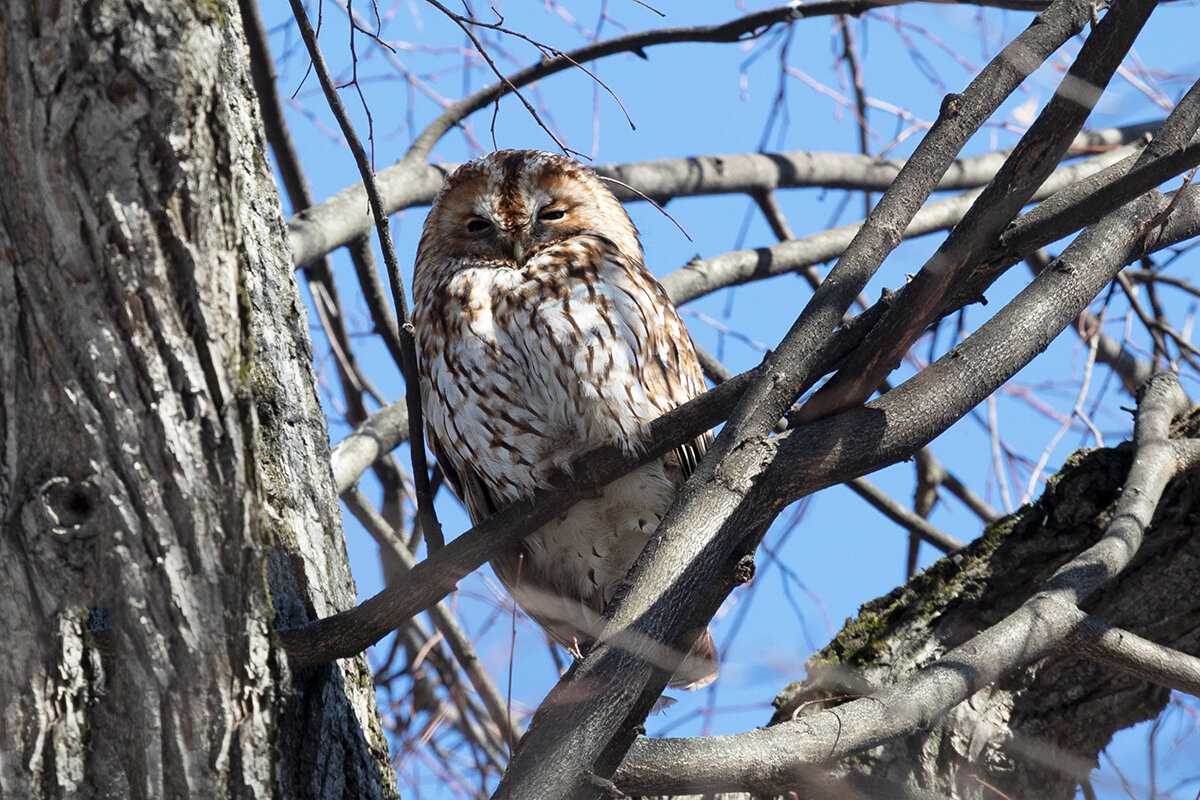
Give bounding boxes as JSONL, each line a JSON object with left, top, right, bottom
{"left": 412, "top": 150, "right": 717, "bottom": 688}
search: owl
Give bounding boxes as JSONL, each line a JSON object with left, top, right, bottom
{"left": 412, "top": 150, "right": 717, "bottom": 689}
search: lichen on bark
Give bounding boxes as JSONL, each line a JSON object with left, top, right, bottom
{"left": 767, "top": 418, "right": 1199, "bottom": 800}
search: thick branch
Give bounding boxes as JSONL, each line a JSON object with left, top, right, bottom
{"left": 615, "top": 374, "right": 1193, "bottom": 797}
{"left": 285, "top": 122, "right": 1152, "bottom": 271}
{"left": 278, "top": 367, "right": 759, "bottom": 668}
{"left": 803, "top": 0, "right": 1160, "bottom": 420}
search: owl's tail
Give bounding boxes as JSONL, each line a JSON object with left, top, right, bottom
{"left": 669, "top": 627, "right": 718, "bottom": 690}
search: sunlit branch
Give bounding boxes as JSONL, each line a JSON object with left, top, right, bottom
{"left": 287, "top": 0, "right": 444, "bottom": 550}
{"left": 801, "top": 0, "right": 1160, "bottom": 422}
{"left": 615, "top": 373, "right": 1194, "bottom": 796}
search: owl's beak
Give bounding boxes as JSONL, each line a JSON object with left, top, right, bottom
{"left": 511, "top": 241, "right": 526, "bottom": 265}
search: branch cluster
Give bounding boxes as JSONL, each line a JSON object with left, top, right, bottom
{"left": 256, "top": 1, "right": 1200, "bottom": 797}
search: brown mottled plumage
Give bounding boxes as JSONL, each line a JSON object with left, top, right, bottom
{"left": 412, "top": 150, "right": 717, "bottom": 688}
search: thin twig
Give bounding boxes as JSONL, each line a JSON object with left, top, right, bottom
{"left": 846, "top": 477, "right": 965, "bottom": 553}
{"left": 1021, "top": 323, "right": 1102, "bottom": 503}
{"left": 838, "top": 15, "right": 873, "bottom": 220}
{"left": 287, "top": 0, "right": 444, "bottom": 550}
{"left": 421, "top": 0, "right": 579, "bottom": 156}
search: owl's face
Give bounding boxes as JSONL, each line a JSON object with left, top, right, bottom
{"left": 415, "top": 150, "right": 641, "bottom": 281}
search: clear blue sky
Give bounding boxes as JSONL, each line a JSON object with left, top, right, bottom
{"left": 259, "top": 1, "right": 1200, "bottom": 796}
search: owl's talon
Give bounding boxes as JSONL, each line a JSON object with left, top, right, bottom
{"left": 546, "top": 469, "right": 573, "bottom": 491}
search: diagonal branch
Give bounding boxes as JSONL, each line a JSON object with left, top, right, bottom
{"left": 278, "top": 366, "right": 760, "bottom": 669}
{"left": 330, "top": 399, "right": 409, "bottom": 494}
{"left": 801, "top": 0, "right": 1161, "bottom": 421}
{"left": 846, "top": 477, "right": 965, "bottom": 554}
{"left": 615, "top": 373, "right": 1194, "bottom": 796}
{"left": 691, "top": 0, "right": 1099, "bottom": 454}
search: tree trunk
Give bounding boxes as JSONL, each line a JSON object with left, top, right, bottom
{"left": 0, "top": 1, "right": 393, "bottom": 797}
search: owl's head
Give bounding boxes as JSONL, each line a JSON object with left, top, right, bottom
{"left": 415, "top": 150, "right": 641, "bottom": 278}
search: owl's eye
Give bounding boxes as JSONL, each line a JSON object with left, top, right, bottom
{"left": 538, "top": 208, "right": 566, "bottom": 222}
{"left": 466, "top": 217, "right": 491, "bottom": 233}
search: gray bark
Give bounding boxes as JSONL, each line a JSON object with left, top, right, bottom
{"left": 0, "top": 1, "right": 393, "bottom": 798}
{"left": 784, "top": 434, "right": 1200, "bottom": 800}
{"left": 620, "top": 405, "right": 1200, "bottom": 800}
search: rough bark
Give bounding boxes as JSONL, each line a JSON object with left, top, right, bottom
{"left": 0, "top": 1, "right": 393, "bottom": 797}
{"left": 624, "top": 406, "right": 1200, "bottom": 800}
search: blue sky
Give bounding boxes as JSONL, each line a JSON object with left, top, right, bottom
{"left": 259, "top": 1, "right": 1200, "bottom": 796}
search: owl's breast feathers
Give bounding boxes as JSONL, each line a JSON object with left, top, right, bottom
{"left": 416, "top": 234, "right": 708, "bottom": 508}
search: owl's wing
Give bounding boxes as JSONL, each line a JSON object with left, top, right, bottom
{"left": 604, "top": 246, "right": 714, "bottom": 482}
{"left": 427, "top": 428, "right": 499, "bottom": 527}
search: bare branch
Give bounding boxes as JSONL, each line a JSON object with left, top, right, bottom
{"left": 675, "top": 0, "right": 1100, "bottom": 456}
{"left": 1026, "top": 249, "right": 1155, "bottom": 396}
{"left": 915, "top": 446, "right": 1002, "bottom": 524}
{"left": 802, "top": 0, "right": 1160, "bottom": 421}
{"left": 286, "top": 122, "right": 1155, "bottom": 270}
{"left": 404, "top": 0, "right": 1053, "bottom": 163}
{"left": 1065, "top": 608, "right": 1200, "bottom": 699}
{"left": 330, "top": 400, "right": 409, "bottom": 494}
{"left": 614, "top": 373, "right": 1193, "bottom": 797}
{"left": 846, "top": 477, "right": 965, "bottom": 554}
{"left": 342, "top": 488, "right": 522, "bottom": 747}
{"left": 287, "top": 0, "right": 443, "bottom": 550}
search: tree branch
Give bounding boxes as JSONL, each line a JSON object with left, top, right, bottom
{"left": 1066, "top": 607, "right": 1200, "bottom": 699}
{"left": 847, "top": 477, "right": 965, "bottom": 554}
{"left": 330, "top": 399, "right": 409, "bottom": 494}
{"left": 287, "top": 0, "right": 443, "bottom": 550}
{"left": 801, "top": 0, "right": 1160, "bottom": 421}
{"left": 1026, "top": 249, "right": 1155, "bottom": 396}
{"left": 285, "top": 121, "right": 1154, "bottom": 271}
{"left": 614, "top": 373, "right": 1194, "bottom": 797}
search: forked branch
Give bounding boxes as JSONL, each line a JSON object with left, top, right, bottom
{"left": 615, "top": 373, "right": 1197, "bottom": 797}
